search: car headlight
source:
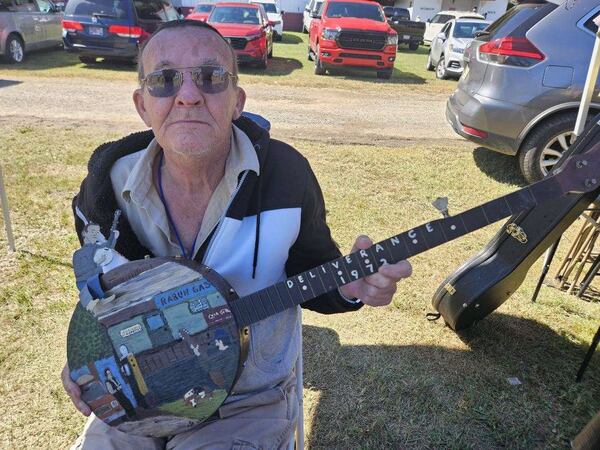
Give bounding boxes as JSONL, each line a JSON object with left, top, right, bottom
{"left": 321, "top": 28, "right": 339, "bottom": 40}
{"left": 386, "top": 34, "right": 398, "bottom": 46}
{"left": 247, "top": 33, "right": 263, "bottom": 42}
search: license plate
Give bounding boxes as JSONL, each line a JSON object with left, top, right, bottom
{"left": 88, "top": 26, "right": 104, "bottom": 36}
{"left": 403, "top": 34, "right": 410, "bottom": 40}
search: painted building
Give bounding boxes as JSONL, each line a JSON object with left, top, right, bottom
{"left": 396, "top": 0, "right": 509, "bottom": 22}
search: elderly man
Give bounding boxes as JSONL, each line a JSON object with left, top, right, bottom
{"left": 62, "top": 20, "right": 412, "bottom": 449}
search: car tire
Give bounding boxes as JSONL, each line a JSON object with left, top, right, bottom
{"left": 376, "top": 69, "right": 392, "bottom": 80}
{"left": 408, "top": 41, "right": 419, "bottom": 51}
{"left": 5, "top": 35, "right": 24, "bottom": 64}
{"left": 314, "top": 45, "right": 326, "bottom": 75}
{"left": 79, "top": 56, "right": 97, "bottom": 64}
{"left": 307, "top": 45, "right": 313, "bottom": 61}
{"left": 518, "top": 112, "right": 582, "bottom": 183}
{"left": 425, "top": 52, "right": 434, "bottom": 71}
{"left": 435, "top": 56, "right": 448, "bottom": 79}
{"left": 274, "top": 33, "right": 282, "bottom": 42}
{"left": 256, "top": 52, "right": 268, "bottom": 69}
{"left": 302, "top": 26, "right": 308, "bottom": 34}
{"left": 268, "top": 45, "right": 273, "bottom": 59}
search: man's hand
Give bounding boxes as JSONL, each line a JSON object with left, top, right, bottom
{"left": 339, "top": 235, "right": 412, "bottom": 306}
{"left": 61, "top": 363, "right": 91, "bottom": 416}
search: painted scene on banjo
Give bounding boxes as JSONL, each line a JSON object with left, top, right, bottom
{"left": 68, "top": 224, "right": 241, "bottom": 430}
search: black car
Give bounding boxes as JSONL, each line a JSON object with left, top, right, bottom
{"left": 383, "top": 6, "right": 424, "bottom": 51}
{"left": 62, "top": 0, "right": 179, "bottom": 64}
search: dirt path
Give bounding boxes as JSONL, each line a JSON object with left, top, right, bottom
{"left": 0, "top": 75, "right": 464, "bottom": 147}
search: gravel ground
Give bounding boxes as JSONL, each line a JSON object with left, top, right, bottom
{"left": 0, "top": 75, "right": 465, "bottom": 147}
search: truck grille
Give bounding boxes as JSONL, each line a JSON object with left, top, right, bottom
{"left": 339, "top": 53, "right": 381, "bottom": 60}
{"left": 338, "top": 31, "right": 386, "bottom": 51}
{"left": 227, "top": 37, "right": 247, "bottom": 50}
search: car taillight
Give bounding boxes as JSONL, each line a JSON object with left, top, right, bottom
{"left": 478, "top": 37, "right": 545, "bottom": 67}
{"left": 108, "top": 25, "right": 143, "bottom": 39}
{"left": 62, "top": 20, "right": 83, "bottom": 32}
{"left": 461, "top": 123, "right": 488, "bottom": 139}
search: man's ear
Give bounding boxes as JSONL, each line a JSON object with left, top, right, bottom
{"left": 233, "top": 86, "right": 247, "bottom": 120}
{"left": 133, "top": 88, "right": 152, "bottom": 127}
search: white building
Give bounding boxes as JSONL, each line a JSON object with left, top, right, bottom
{"left": 400, "top": 0, "right": 509, "bottom": 23}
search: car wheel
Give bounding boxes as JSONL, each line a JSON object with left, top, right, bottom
{"left": 79, "top": 56, "right": 97, "bottom": 64}
{"left": 307, "top": 45, "right": 313, "bottom": 61}
{"left": 408, "top": 41, "right": 419, "bottom": 51}
{"left": 435, "top": 56, "right": 447, "bottom": 79}
{"left": 256, "top": 52, "right": 267, "bottom": 69}
{"left": 376, "top": 69, "right": 392, "bottom": 80}
{"left": 519, "top": 112, "right": 583, "bottom": 183}
{"left": 5, "top": 35, "right": 24, "bottom": 64}
{"left": 314, "top": 45, "right": 326, "bottom": 75}
{"left": 302, "top": 25, "right": 308, "bottom": 34}
{"left": 425, "top": 52, "right": 434, "bottom": 71}
{"left": 268, "top": 45, "right": 273, "bottom": 59}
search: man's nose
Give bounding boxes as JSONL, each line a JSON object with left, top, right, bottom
{"left": 175, "top": 72, "right": 205, "bottom": 106}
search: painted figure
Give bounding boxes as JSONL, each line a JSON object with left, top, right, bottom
{"left": 104, "top": 368, "right": 136, "bottom": 419}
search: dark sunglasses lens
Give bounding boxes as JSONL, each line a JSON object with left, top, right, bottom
{"left": 192, "top": 67, "right": 229, "bottom": 94}
{"left": 145, "top": 69, "right": 182, "bottom": 97}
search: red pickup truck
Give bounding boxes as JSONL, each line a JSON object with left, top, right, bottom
{"left": 308, "top": 0, "right": 397, "bottom": 79}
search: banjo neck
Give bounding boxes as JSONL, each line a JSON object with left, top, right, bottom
{"left": 229, "top": 145, "right": 600, "bottom": 328}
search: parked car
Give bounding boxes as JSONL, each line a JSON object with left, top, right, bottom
{"left": 302, "top": 0, "right": 322, "bottom": 33}
{"left": 383, "top": 6, "right": 424, "bottom": 51}
{"left": 208, "top": 2, "right": 273, "bottom": 69}
{"left": 0, "top": 0, "right": 63, "bottom": 63}
{"left": 446, "top": 1, "right": 600, "bottom": 183}
{"left": 426, "top": 18, "right": 490, "bottom": 79}
{"left": 423, "top": 10, "right": 484, "bottom": 45}
{"left": 186, "top": 3, "right": 213, "bottom": 22}
{"left": 62, "top": 0, "right": 179, "bottom": 64}
{"left": 77, "top": 375, "right": 125, "bottom": 422}
{"left": 250, "top": 0, "right": 282, "bottom": 41}
{"left": 308, "top": 0, "right": 397, "bottom": 79}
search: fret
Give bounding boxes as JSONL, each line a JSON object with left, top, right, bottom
{"left": 229, "top": 300, "right": 247, "bottom": 327}
{"left": 356, "top": 247, "right": 379, "bottom": 275}
{"left": 341, "top": 253, "right": 364, "bottom": 283}
{"left": 305, "top": 268, "right": 326, "bottom": 297}
{"left": 250, "top": 292, "right": 268, "bottom": 321}
{"left": 373, "top": 239, "right": 396, "bottom": 265}
{"left": 504, "top": 188, "right": 536, "bottom": 215}
{"left": 276, "top": 282, "right": 295, "bottom": 309}
{"left": 440, "top": 215, "right": 468, "bottom": 241}
{"left": 267, "top": 285, "right": 286, "bottom": 312}
{"left": 460, "top": 206, "right": 488, "bottom": 232}
{"left": 482, "top": 197, "right": 512, "bottom": 223}
{"left": 421, "top": 220, "right": 447, "bottom": 249}
{"left": 378, "top": 234, "right": 409, "bottom": 266}
{"left": 404, "top": 226, "right": 430, "bottom": 255}
{"left": 259, "top": 290, "right": 277, "bottom": 317}
{"left": 295, "top": 272, "right": 315, "bottom": 301}
{"left": 329, "top": 257, "right": 351, "bottom": 286}
{"left": 284, "top": 277, "right": 305, "bottom": 306}
{"left": 316, "top": 263, "right": 338, "bottom": 292}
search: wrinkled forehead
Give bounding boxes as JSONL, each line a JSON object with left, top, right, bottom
{"left": 142, "top": 27, "right": 233, "bottom": 73}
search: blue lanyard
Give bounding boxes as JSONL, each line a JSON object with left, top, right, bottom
{"left": 157, "top": 152, "right": 198, "bottom": 259}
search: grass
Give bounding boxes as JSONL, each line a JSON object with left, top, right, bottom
{"left": 0, "top": 32, "right": 455, "bottom": 94}
{"left": 0, "top": 34, "right": 598, "bottom": 449}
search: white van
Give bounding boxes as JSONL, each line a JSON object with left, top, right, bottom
{"left": 423, "top": 10, "right": 484, "bottom": 45}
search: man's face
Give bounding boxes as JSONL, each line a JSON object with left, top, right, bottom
{"left": 133, "top": 27, "right": 246, "bottom": 159}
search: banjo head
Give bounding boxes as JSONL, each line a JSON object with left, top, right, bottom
{"left": 67, "top": 257, "right": 247, "bottom": 437}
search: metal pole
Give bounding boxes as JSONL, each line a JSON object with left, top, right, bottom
{"left": 0, "top": 164, "right": 16, "bottom": 252}
{"left": 574, "top": 19, "right": 600, "bottom": 137}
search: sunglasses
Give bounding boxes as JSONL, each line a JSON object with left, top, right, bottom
{"left": 140, "top": 65, "right": 237, "bottom": 98}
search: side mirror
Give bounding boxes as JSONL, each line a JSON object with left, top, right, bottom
{"left": 310, "top": 12, "right": 321, "bottom": 19}
{"left": 426, "top": 18, "right": 431, "bottom": 23}
{"left": 436, "top": 32, "right": 446, "bottom": 41}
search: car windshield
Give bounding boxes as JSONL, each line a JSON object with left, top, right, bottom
{"left": 383, "top": 7, "right": 409, "bottom": 19}
{"left": 325, "top": 2, "right": 384, "bottom": 22}
{"left": 453, "top": 22, "right": 489, "bottom": 38}
{"left": 194, "top": 4, "right": 213, "bottom": 12}
{"left": 210, "top": 6, "right": 260, "bottom": 24}
{"left": 255, "top": 2, "right": 276, "bottom": 13}
{"left": 65, "top": 0, "right": 129, "bottom": 19}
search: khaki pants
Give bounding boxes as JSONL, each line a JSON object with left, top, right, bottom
{"left": 71, "top": 381, "right": 298, "bottom": 450}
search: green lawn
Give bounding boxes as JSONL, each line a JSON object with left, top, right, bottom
{"left": 0, "top": 32, "right": 455, "bottom": 93}
{"left": 0, "top": 31, "right": 598, "bottom": 450}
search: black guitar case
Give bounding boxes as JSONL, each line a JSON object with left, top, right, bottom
{"left": 432, "top": 114, "right": 600, "bottom": 331}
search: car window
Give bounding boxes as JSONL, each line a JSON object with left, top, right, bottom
{"left": 254, "top": 2, "right": 276, "bottom": 14}
{"left": 582, "top": 11, "right": 599, "bottom": 34}
{"left": 12, "top": 0, "right": 37, "bottom": 12}
{"left": 160, "top": 0, "right": 178, "bottom": 20}
{"left": 134, "top": 0, "right": 168, "bottom": 20}
{"left": 65, "top": 0, "right": 129, "bottom": 19}
{"left": 431, "top": 14, "right": 452, "bottom": 24}
{"left": 453, "top": 22, "right": 489, "bottom": 39}
{"left": 313, "top": 1, "right": 322, "bottom": 13}
{"left": 440, "top": 22, "right": 450, "bottom": 34}
{"left": 0, "top": 0, "right": 15, "bottom": 12}
{"left": 484, "top": 2, "right": 557, "bottom": 40}
{"left": 34, "top": 0, "right": 52, "bottom": 13}
{"left": 210, "top": 6, "right": 260, "bottom": 24}
{"left": 325, "top": 2, "right": 384, "bottom": 22}
{"left": 194, "top": 4, "right": 212, "bottom": 13}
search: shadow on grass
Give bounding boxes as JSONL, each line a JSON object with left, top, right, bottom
{"left": 303, "top": 313, "right": 599, "bottom": 448}
{"left": 279, "top": 33, "right": 304, "bottom": 45}
{"left": 0, "top": 79, "right": 22, "bottom": 88}
{"left": 472, "top": 147, "right": 527, "bottom": 186}
{"left": 324, "top": 65, "right": 426, "bottom": 85}
{"left": 239, "top": 57, "right": 303, "bottom": 76}
{"left": 0, "top": 48, "right": 78, "bottom": 71}
{"left": 19, "top": 249, "right": 73, "bottom": 268}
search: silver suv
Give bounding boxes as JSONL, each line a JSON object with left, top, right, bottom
{"left": 446, "top": 0, "right": 600, "bottom": 183}
{"left": 0, "top": 0, "right": 62, "bottom": 63}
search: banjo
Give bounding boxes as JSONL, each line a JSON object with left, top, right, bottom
{"left": 67, "top": 146, "right": 600, "bottom": 437}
